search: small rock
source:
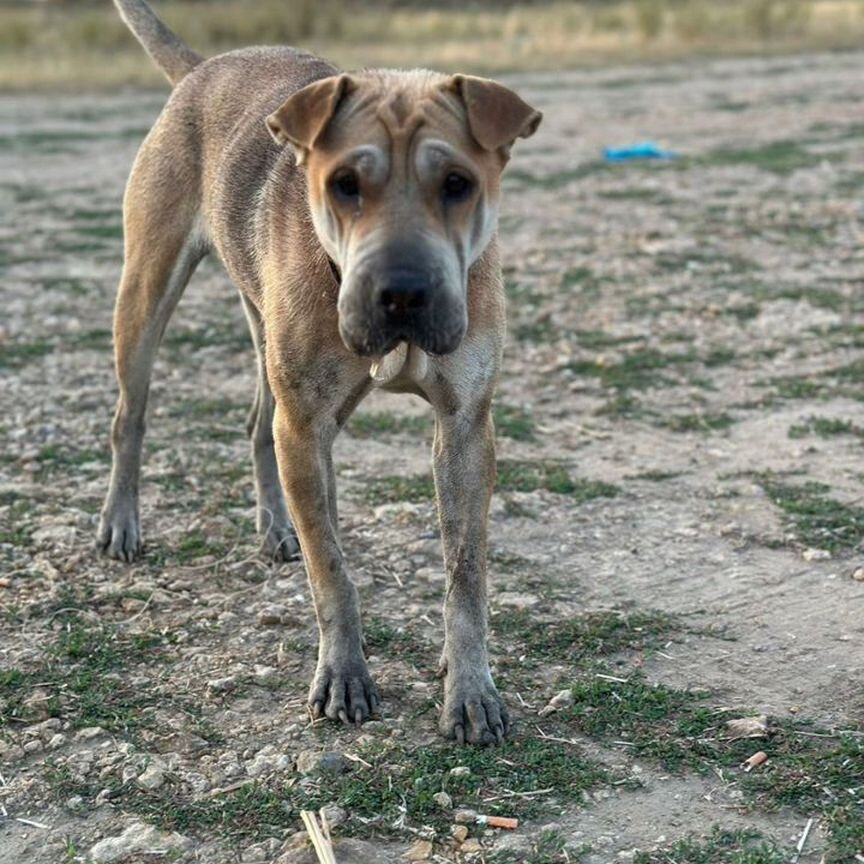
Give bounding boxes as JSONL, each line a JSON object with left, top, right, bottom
{"left": 247, "top": 750, "right": 291, "bottom": 778}
{"left": 802, "top": 547, "right": 831, "bottom": 561}
{"left": 320, "top": 804, "right": 347, "bottom": 828}
{"left": 538, "top": 688, "right": 574, "bottom": 717}
{"left": 31, "top": 524, "right": 76, "bottom": 547}
{"left": 725, "top": 715, "right": 768, "bottom": 739}
{"left": 496, "top": 591, "right": 540, "bottom": 609}
{"left": 454, "top": 808, "right": 477, "bottom": 824}
{"left": 257, "top": 605, "right": 287, "bottom": 626}
{"left": 461, "top": 838, "right": 483, "bottom": 854}
{"left": 47, "top": 733, "right": 67, "bottom": 750}
{"left": 21, "top": 688, "right": 53, "bottom": 721}
{"left": 403, "top": 839, "right": 433, "bottom": 861}
{"left": 241, "top": 840, "right": 281, "bottom": 864}
{"left": 450, "top": 766, "right": 471, "bottom": 779}
{"left": 207, "top": 675, "right": 237, "bottom": 694}
{"left": 23, "top": 739, "right": 42, "bottom": 754}
{"left": 137, "top": 763, "right": 165, "bottom": 790}
{"left": 253, "top": 665, "right": 279, "bottom": 687}
{"left": 852, "top": 567, "right": 864, "bottom": 581}
{"left": 296, "top": 750, "right": 346, "bottom": 776}
{"left": 432, "top": 791, "right": 452, "bottom": 809}
{"left": 451, "top": 825, "right": 469, "bottom": 843}
{"left": 65, "top": 795, "right": 85, "bottom": 812}
{"left": 89, "top": 821, "right": 192, "bottom": 863}
{"left": 76, "top": 726, "right": 104, "bottom": 740}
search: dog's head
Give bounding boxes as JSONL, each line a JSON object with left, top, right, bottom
{"left": 266, "top": 70, "right": 541, "bottom": 356}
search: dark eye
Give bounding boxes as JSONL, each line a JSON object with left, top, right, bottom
{"left": 332, "top": 169, "right": 360, "bottom": 200}
{"left": 442, "top": 172, "right": 473, "bottom": 201}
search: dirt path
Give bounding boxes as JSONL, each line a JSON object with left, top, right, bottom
{"left": 1, "top": 51, "right": 862, "bottom": 864}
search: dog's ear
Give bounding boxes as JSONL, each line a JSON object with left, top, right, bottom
{"left": 266, "top": 74, "right": 355, "bottom": 160}
{"left": 447, "top": 74, "right": 542, "bottom": 158}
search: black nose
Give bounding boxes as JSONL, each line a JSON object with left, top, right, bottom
{"left": 377, "top": 269, "right": 429, "bottom": 319}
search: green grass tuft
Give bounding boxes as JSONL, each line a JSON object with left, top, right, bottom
{"left": 756, "top": 473, "right": 864, "bottom": 552}
{"left": 634, "top": 827, "right": 791, "bottom": 864}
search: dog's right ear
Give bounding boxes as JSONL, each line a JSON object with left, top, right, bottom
{"left": 266, "top": 74, "right": 355, "bottom": 162}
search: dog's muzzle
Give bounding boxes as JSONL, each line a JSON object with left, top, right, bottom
{"left": 338, "top": 264, "right": 466, "bottom": 357}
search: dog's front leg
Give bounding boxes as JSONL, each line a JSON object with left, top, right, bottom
{"left": 271, "top": 394, "right": 377, "bottom": 725}
{"left": 432, "top": 400, "right": 507, "bottom": 745}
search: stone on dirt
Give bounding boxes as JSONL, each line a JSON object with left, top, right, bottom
{"left": 89, "top": 822, "right": 192, "bottom": 863}
{"left": 296, "top": 749, "right": 346, "bottom": 775}
{"left": 402, "top": 839, "right": 433, "bottom": 860}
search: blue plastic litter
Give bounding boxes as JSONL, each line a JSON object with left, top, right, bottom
{"left": 603, "top": 141, "right": 677, "bottom": 161}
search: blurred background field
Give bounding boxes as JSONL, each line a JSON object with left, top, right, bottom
{"left": 2, "top": 0, "right": 864, "bottom": 89}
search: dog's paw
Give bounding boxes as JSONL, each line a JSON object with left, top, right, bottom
{"left": 439, "top": 668, "right": 509, "bottom": 746}
{"left": 97, "top": 504, "right": 142, "bottom": 562}
{"left": 260, "top": 523, "right": 300, "bottom": 562}
{"left": 308, "top": 660, "right": 379, "bottom": 726}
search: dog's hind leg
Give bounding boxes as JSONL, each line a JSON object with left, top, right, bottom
{"left": 98, "top": 150, "right": 206, "bottom": 561}
{"left": 240, "top": 295, "right": 299, "bottom": 561}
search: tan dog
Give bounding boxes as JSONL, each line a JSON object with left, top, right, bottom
{"left": 100, "top": 0, "right": 541, "bottom": 745}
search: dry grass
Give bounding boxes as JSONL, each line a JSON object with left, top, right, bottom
{"left": 2, "top": 0, "right": 864, "bottom": 89}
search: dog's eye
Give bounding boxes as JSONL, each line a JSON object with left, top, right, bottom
{"left": 442, "top": 172, "right": 473, "bottom": 202}
{"left": 332, "top": 170, "right": 360, "bottom": 200}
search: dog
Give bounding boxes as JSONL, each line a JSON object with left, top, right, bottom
{"left": 99, "top": 0, "right": 541, "bottom": 745}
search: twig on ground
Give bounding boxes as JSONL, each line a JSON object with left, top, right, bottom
{"left": 791, "top": 817, "right": 814, "bottom": 863}
{"left": 535, "top": 726, "right": 581, "bottom": 746}
{"left": 595, "top": 673, "right": 630, "bottom": 683}
{"left": 15, "top": 817, "right": 49, "bottom": 829}
{"left": 483, "top": 786, "right": 553, "bottom": 802}
{"left": 301, "top": 810, "right": 337, "bottom": 864}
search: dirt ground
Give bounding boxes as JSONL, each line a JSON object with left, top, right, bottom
{"left": 1, "top": 50, "right": 863, "bottom": 864}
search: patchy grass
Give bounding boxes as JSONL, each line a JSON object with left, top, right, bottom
{"left": 631, "top": 469, "right": 685, "bottom": 481}
{"left": 34, "top": 444, "right": 109, "bottom": 479}
{"left": 0, "top": 337, "right": 54, "bottom": 368}
{"left": 767, "top": 374, "right": 824, "bottom": 401}
{"left": 91, "top": 736, "right": 613, "bottom": 842}
{"left": 505, "top": 163, "right": 608, "bottom": 189}
{"left": 492, "top": 609, "right": 680, "bottom": 667}
{"left": 561, "top": 674, "right": 863, "bottom": 861}
{"left": 172, "top": 529, "right": 230, "bottom": 564}
{"left": 597, "top": 186, "right": 675, "bottom": 205}
{"left": 568, "top": 346, "right": 733, "bottom": 394}
{"left": 698, "top": 140, "right": 820, "bottom": 175}
{"left": 363, "top": 618, "right": 434, "bottom": 669}
{"left": 363, "top": 473, "right": 435, "bottom": 506}
{"left": 564, "top": 675, "right": 720, "bottom": 769}
{"left": 561, "top": 265, "right": 613, "bottom": 297}
{"left": 493, "top": 403, "right": 536, "bottom": 442}
{"left": 347, "top": 411, "right": 429, "bottom": 439}
{"left": 755, "top": 473, "right": 864, "bottom": 552}
{"left": 788, "top": 416, "right": 864, "bottom": 440}
{"left": 497, "top": 460, "right": 619, "bottom": 500}
{"left": 346, "top": 405, "right": 534, "bottom": 442}
{"left": 660, "top": 412, "right": 736, "bottom": 433}
{"left": 491, "top": 828, "right": 583, "bottom": 863}
{"left": 363, "top": 462, "right": 619, "bottom": 505}
{"left": 0, "top": 619, "right": 176, "bottom": 733}
{"left": 634, "top": 827, "right": 791, "bottom": 864}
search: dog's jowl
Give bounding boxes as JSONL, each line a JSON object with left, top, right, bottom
{"left": 99, "top": 0, "right": 541, "bottom": 745}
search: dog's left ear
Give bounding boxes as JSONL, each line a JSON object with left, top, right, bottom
{"left": 266, "top": 74, "right": 355, "bottom": 162}
{"left": 447, "top": 74, "right": 542, "bottom": 158}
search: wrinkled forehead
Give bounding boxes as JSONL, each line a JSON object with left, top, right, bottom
{"left": 317, "top": 84, "right": 479, "bottom": 164}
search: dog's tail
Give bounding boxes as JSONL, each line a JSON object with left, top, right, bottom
{"left": 113, "top": 0, "right": 203, "bottom": 86}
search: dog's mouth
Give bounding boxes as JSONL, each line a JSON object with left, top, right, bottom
{"left": 338, "top": 319, "right": 465, "bottom": 358}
